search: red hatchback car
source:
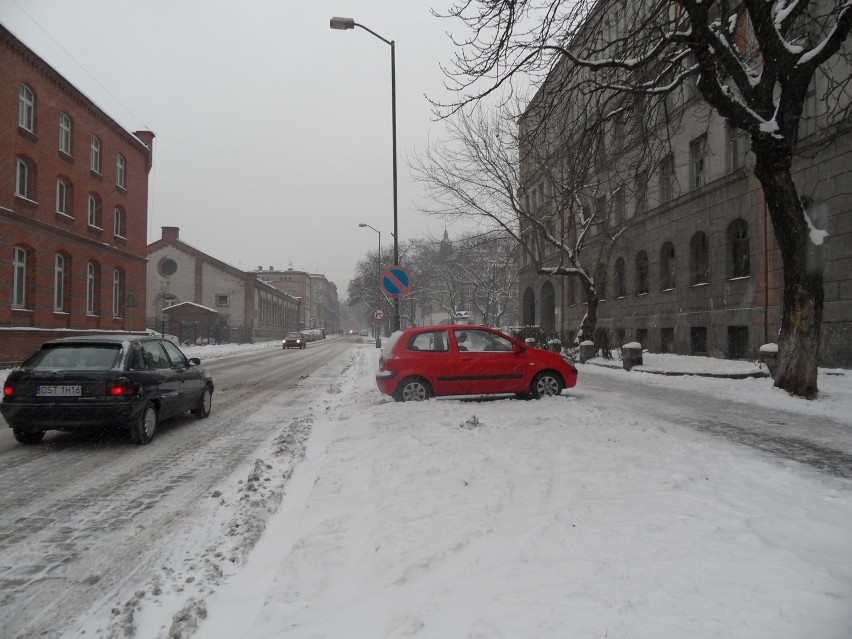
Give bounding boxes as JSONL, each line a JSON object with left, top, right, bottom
{"left": 376, "top": 325, "right": 578, "bottom": 401}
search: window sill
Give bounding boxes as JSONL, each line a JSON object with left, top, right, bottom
{"left": 88, "top": 224, "right": 104, "bottom": 233}
{"left": 90, "top": 169, "right": 103, "bottom": 179}
{"left": 728, "top": 276, "right": 750, "bottom": 282}
{"left": 116, "top": 184, "right": 127, "bottom": 194}
{"left": 12, "top": 307, "right": 33, "bottom": 313}
{"left": 18, "top": 127, "right": 37, "bottom": 142}
{"left": 59, "top": 150, "right": 74, "bottom": 162}
{"left": 691, "top": 282, "right": 710, "bottom": 288}
{"left": 114, "top": 234, "right": 127, "bottom": 243}
{"left": 14, "top": 195, "right": 39, "bottom": 209}
{"left": 56, "top": 212, "right": 75, "bottom": 222}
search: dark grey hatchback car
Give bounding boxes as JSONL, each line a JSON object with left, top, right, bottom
{"left": 1, "top": 335, "right": 214, "bottom": 445}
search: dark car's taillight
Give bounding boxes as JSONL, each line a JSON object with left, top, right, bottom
{"left": 107, "top": 379, "right": 136, "bottom": 396}
{"left": 3, "top": 383, "right": 13, "bottom": 397}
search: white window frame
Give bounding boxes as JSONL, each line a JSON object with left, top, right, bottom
{"left": 86, "top": 262, "right": 97, "bottom": 315}
{"left": 15, "top": 158, "right": 29, "bottom": 198}
{"left": 13, "top": 246, "right": 27, "bottom": 308}
{"left": 88, "top": 194, "right": 101, "bottom": 228}
{"left": 55, "top": 254, "right": 65, "bottom": 311}
{"left": 116, "top": 154, "right": 126, "bottom": 188}
{"left": 112, "top": 269, "right": 123, "bottom": 317}
{"left": 56, "top": 178, "right": 69, "bottom": 215}
{"left": 19, "top": 85, "right": 34, "bottom": 132}
{"left": 690, "top": 134, "right": 708, "bottom": 189}
{"left": 59, "top": 113, "right": 72, "bottom": 155}
{"left": 90, "top": 135, "right": 102, "bottom": 173}
{"left": 114, "top": 207, "right": 126, "bottom": 238}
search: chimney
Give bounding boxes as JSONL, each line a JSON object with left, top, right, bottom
{"left": 269, "top": 266, "right": 273, "bottom": 271}
{"left": 162, "top": 226, "right": 179, "bottom": 242}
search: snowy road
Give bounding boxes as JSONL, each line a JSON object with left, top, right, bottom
{"left": 0, "top": 338, "right": 352, "bottom": 639}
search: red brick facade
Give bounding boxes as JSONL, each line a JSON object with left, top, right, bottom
{"left": 0, "top": 25, "right": 153, "bottom": 366}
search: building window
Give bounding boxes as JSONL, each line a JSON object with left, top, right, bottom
{"left": 690, "top": 134, "right": 708, "bottom": 189}
{"left": 635, "top": 170, "right": 648, "bottom": 215}
{"left": 728, "top": 122, "right": 748, "bottom": 172}
{"left": 56, "top": 179, "right": 71, "bottom": 215}
{"left": 659, "top": 154, "right": 675, "bottom": 203}
{"left": 55, "top": 254, "right": 65, "bottom": 311}
{"left": 728, "top": 326, "right": 749, "bottom": 359}
{"left": 15, "top": 157, "right": 31, "bottom": 199}
{"left": 161, "top": 294, "right": 178, "bottom": 313}
{"left": 661, "top": 327, "right": 675, "bottom": 353}
{"left": 690, "top": 232, "right": 709, "bottom": 285}
{"left": 114, "top": 207, "right": 126, "bottom": 238}
{"left": 116, "top": 154, "right": 126, "bottom": 188}
{"left": 727, "top": 219, "right": 750, "bottom": 278}
{"left": 88, "top": 194, "right": 102, "bottom": 228}
{"left": 660, "top": 242, "right": 676, "bottom": 290}
{"left": 216, "top": 294, "right": 230, "bottom": 307}
{"left": 90, "top": 135, "right": 102, "bottom": 173}
{"left": 691, "top": 327, "right": 708, "bottom": 356}
{"left": 159, "top": 258, "right": 178, "bottom": 277}
{"left": 59, "top": 113, "right": 72, "bottom": 155}
{"left": 635, "top": 251, "right": 649, "bottom": 295}
{"left": 86, "top": 262, "right": 98, "bottom": 315}
{"left": 112, "top": 269, "right": 123, "bottom": 317}
{"left": 13, "top": 246, "right": 27, "bottom": 308}
{"left": 19, "top": 85, "right": 35, "bottom": 132}
{"left": 614, "top": 257, "right": 626, "bottom": 298}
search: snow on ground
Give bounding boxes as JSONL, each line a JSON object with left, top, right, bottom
{"left": 6, "top": 340, "right": 852, "bottom": 638}
{"left": 180, "top": 343, "right": 850, "bottom": 639}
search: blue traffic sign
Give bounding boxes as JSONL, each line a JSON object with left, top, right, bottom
{"left": 380, "top": 265, "right": 412, "bottom": 298}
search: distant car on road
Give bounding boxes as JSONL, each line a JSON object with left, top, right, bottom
{"left": 1, "top": 334, "right": 214, "bottom": 445}
{"left": 282, "top": 332, "right": 307, "bottom": 349}
{"left": 376, "top": 325, "right": 578, "bottom": 402}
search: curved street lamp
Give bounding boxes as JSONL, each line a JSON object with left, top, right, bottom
{"left": 331, "top": 16, "right": 400, "bottom": 331}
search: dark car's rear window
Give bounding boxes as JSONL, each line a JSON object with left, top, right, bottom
{"left": 23, "top": 344, "right": 123, "bottom": 371}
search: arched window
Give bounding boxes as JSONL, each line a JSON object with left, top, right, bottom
{"left": 90, "top": 135, "right": 102, "bottom": 173}
{"left": 660, "top": 242, "right": 676, "bottom": 290}
{"left": 13, "top": 246, "right": 28, "bottom": 308}
{"left": 59, "top": 113, "right": 72, "bottom": 154}
{"left": 614, "top": 257, "right": 626, "bottom": 298}
{"left": 522, "top": 287, "right": 536, "bottom": 325}
{"left": 15, "top": 157, "right": 36, "bottom": 200}
{"left": 55, "top": 253, "right": 66, "bottom": 311}
{"left": 112, "top": 268, "right": 124, "bottom": 317}
{"left": 116, "top": 154, "right": 126, "bottom": 188}
{"left": 56, "top": 178, "right": 73, "bottom": 215}
{"left": 87, "top": 261, "right": 99, "bottom": 315}
{"left": 19, "top": 85, "right": 35, "bottom": 132}
{"left": 88, "top": 194, "right": 102, "bottom": 228}
{"left": 690, "top": 232, "right": 709, "bottom": 285}
{"left": 635, "top": 251, "right": 649, "bottom": 295}
{"left": 727, "top": 219, "right": 750, "bottom": 278}
{"left": 114, "top": 207, "right": 126, "bottom": 238}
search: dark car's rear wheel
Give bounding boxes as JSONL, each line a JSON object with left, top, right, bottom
{"left": 13, "top": 428, "right": 45, "bottom": 445}
{"left": 191, "top": 387, "right": 212, "bottom": 418}
{"left": 393, "top": 377, "right": 432, "bottom": 402}
{"left": 530, "top": 371, "right": 564, "bottom": 399}
{"left": 130, "top": 402, "right": 158, "bottom": 445}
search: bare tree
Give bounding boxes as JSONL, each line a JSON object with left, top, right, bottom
{"left": 436, "top": 0, "right": 852, "bottom": 397}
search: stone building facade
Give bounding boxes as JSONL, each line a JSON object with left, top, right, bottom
{"left": 147, "top": 228, "right": 300, "bottom": 343}
{"left": 0, "top": 25, "right": 154, "bottom": 366}
{"left": 517, "top": 19, "right": 851, "bottom": 367}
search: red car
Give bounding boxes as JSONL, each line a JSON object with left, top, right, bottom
{"left": 376, "top": 325, "right": 578, "bottom": 401}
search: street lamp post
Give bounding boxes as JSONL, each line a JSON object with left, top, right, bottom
{"left": 358, "top": 223, "right": 382, "bottom": 345}
{"left": 330, "top": 16, "right": 401, "bottom": 331}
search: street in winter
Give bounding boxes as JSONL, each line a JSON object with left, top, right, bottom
{"left": 1, "top": 337, "right": 850, "bottom": 639}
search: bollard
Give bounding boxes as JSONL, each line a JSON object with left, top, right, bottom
{"left": 547, "top": 339, "right": 562, "bottom": 353}
{"left": 622, "top": 342, "right": 643, "bottom": 371}
{"left": 579, "top": 340, "right": 596, "bottom": 363}
{"left": 759, "top": 343, "right": 778, "bottom": 378}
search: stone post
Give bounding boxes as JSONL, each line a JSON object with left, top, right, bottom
{"left": 759, "top": 343, "right": 778, "bottom": 378}
{"left": 579, "top": 340, "right": 596, "bottom": 363}
{"left": 622, "top": 342, "right": 643, "bottom": 371}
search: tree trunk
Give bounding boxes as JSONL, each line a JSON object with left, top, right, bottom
{"left": 574, "top": 279, "right": 598, "bottom": 346}
{"left": 753, "top": 142, "right": 825, "bottom": 398}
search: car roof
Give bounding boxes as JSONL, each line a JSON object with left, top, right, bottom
{"left": 40, "top": 334, "right": 161, "bottom": 346}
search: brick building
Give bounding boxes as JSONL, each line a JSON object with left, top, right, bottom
{"left": 147, "top": 227, "right": 300, "bottom": 343}
{"left": 257, "top": 268, "right": 340, "bottom": 334}
{"left": 0, "top": 25, "right": 154, "bottom": 366}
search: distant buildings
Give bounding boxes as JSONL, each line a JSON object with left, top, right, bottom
{"left": 0, "top": 24, "right": 154, "bottom": 366}
{"left": 147, "top": 227, "right": 301, "bottom": 344}
{"left": 256, "top": 268, "right": 339, "bottom": 335}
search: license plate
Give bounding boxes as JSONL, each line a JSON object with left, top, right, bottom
{"left": 36, "top": 385, "right": 82, "bottom": 397}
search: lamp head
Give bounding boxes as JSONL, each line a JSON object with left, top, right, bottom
{"left": 358, "top": 223, "right": 368, "bottom": 228}
{"left": 330, "top": 17, "right": 355, "bottom": 30}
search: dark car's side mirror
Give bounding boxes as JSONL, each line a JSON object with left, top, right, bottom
{"left": 188, "top": 357, "right": 201, "bottom": 366}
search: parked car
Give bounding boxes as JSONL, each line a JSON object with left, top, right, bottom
{"left": 301, "top": 330, "right": 315, "bottom": 342}
{"left": 376, "top": 325, "right": 578, "bottom": 401}
{"left": 1, "top": 335, "right": 214, "bottom": 445}
{"left": 282, "top": 332, "right": 307, "bottom": 349}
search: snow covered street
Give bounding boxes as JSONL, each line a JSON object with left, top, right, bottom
{"left": 3, "top": 340, "right": 851, "bottom": 638}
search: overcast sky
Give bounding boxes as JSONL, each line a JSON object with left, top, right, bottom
{"left": 1, "top": 0, "right": 471, "bottom": 297}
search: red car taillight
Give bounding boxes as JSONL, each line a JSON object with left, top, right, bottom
{"left": 107, "top": 380, "right": 135, "bottom": 396}
{"left": 3, "top": 383, "right": 13, "bottom": 397}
